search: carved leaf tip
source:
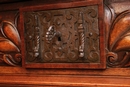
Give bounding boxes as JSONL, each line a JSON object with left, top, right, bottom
{"left": 1, "top": 21, "right": 21, "bottom": 48}
{"left": 109, "top": 11, "right": 130, "bottom": 51}
{"left": 0, "top": 37, "right": 19, "bottom": 53}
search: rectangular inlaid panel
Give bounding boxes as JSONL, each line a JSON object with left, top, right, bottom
{"left": 20, "top": 0, "right": 105, "bottom": 68}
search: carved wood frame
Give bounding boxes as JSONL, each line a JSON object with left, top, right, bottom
{"left": 20, "top": 0, "right": 105, "bottom": 69}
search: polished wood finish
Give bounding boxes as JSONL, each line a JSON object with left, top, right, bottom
{"left": 0, "top": 0, "right": 130, "bottom": 86}
{"left": 0, "top": 67, "right": 130, "bottom": 87}
{"left": 105, "top": 0, "right": 130, "bottom": 67}
{"left": 0, "top": 74, "right": 130, "bottom": 87}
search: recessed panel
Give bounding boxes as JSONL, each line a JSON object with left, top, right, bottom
{"left": 20, "top": 0, "right": 105, "bottom": 68}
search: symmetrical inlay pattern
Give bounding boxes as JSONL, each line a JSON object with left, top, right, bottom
{"left": 23, "top": 6, "right": 100, "bottom": 63}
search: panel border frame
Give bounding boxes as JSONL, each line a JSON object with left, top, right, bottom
{"left": 20, "top": 0, "right": 105, "bottom": 69}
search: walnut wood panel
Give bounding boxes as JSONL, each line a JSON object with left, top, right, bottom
{"left": 20, "top": 0, "right": 105, "bottom": 69}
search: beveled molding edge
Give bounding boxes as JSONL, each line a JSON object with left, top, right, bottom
{"left": 0, "top": 72, "right": 130, "bottom": 87}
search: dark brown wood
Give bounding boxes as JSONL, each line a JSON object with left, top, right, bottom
{"left": 20, "top": 0, "right": 105, "bottom": 69}
{"left": 0, "top": 0, "right": 87, "bottom": 11}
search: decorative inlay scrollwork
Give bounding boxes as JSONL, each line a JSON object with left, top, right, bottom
{"left": 23, "top": 5, "right": 100, "bottom": 64}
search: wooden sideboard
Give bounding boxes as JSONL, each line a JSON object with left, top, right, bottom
{"left": 0, "top": 0, "right": 130, "bottom": 86}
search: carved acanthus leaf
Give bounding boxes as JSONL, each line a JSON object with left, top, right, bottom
{"left": 107, "top": 10, "right": 130, "bottom": 67}
{"left": 109, "top": 10, "right": 130, "bottom": 51}
{"left": 0, "top": 20, "right": 21, "bottom": 66}
{"left": 0, "top": 37, "right": 19, "bottom": 52}
{"left": 104, "top": 4, "right": 115, "bottom": 47}
{"left": 113, "top": 35, "right": 130, "bottom": 52}
{"left": 1, "top": 21, "right": 21, "bottom": 48}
